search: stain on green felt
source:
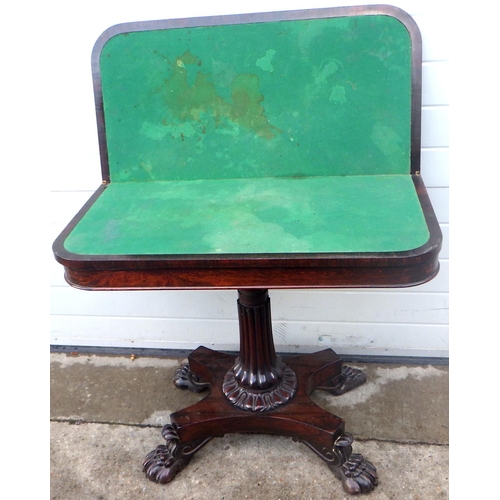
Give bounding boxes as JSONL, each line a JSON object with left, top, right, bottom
{"left": 64, "top": 176, "right": 429, "bottom": 255}
{"left": 162, "top": 51, "right": 280, "bottom": 140}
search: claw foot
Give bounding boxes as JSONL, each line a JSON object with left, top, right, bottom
{"left": 143, "top": 424, "right": 191, "bottom": 484}
{"left": 329, "top": 433, "right": 378, "bottom": 495}
{"left": 143, "top": 443, "right": 191, "bottom": 484}
{"left": 173, "top": 364, "right": 210, "bottom": 393}
{"left": 143, "top": 424, "right": 213, "bottom": 484}
{"left": 320, "top": 365, "right": 367, "bottom": 395}
{"left": 335, "top": 453, "right": 378, "bottom": 495}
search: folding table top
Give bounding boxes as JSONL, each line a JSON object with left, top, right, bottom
{"left": 64, "top": 175, "right": 429, "bottom": 255}
{"left": 53, "top": 5, "right": 442, "bottom": 289}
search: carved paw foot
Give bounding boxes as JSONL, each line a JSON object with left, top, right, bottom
{"left": 143, "top": 425, "right": 191, "bottom": 484}
{"left": 320, "top": 365, "right": 367, "bottom": 395}
{"left": 333, "top": 452, "right": 378, "bottom": 495}
{"left": 143, "top": 424, "right": 213, "bottom": 484}
{"left": 173, "top": 364, "right": 210, "bottom": 393}
{"left": 329, "top": 433, "right": 378, "bottom": 495}
{"left": 143, "top": 444, "right": 191, "bottom": 484}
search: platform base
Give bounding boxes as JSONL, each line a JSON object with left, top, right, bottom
{"left": 144, "top": 346, "right": 377, "bottom": 495}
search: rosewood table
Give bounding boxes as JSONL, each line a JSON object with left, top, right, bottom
{"left": 53, "top": 5, "right": 442, "bottom": 495}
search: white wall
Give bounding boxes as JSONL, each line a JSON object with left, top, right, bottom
{"left": 48, "top": 0, "right": 449, "bottom": 358}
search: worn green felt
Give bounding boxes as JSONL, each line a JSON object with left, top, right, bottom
{"left": 99, "top": 15, "right": 412, "bottom": 182}
{"left": 64, "top": 175, "right": 429, "bottom": 255}
{"left": 67, "top": 14, "right": 424, "bottom": 257}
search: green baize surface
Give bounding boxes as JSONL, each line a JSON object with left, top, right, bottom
{"left": 64, "top": 14, "right": 429, "bottom": 256}
{"left": 99, "top": 15, "right": 412, "bottom": 182}
{"left": 64, "top": 175, "right": 429, "bottom": 255}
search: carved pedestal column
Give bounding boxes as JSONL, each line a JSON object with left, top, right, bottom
{"left": 222, "top": 289, "right": 297, "bottom": 411}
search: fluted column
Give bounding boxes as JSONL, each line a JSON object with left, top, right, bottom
{"left": 222, "top": 289, "right": 297, "bottom": 411}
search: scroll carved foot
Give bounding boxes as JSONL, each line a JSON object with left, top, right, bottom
{"left": 319, "top": 365, "right": 367, "bottom": 396}
{"left": 300, "top": 432, "right": 377, "bottom": 495}
{"left": 143, "top": 424, "right": 213, "bottom": 484}
{"left": 329, "top": 433, "right": 378, "bottom": 495}
{"left": 143, "top": 444, "right": 191, "bottom": 484}
{"left": 173, "top": 364, "right": 210, "bottom": 393}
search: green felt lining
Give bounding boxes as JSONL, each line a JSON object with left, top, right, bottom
{"left": 67, "top": 13, "right": 425, "bottom": 258}
{"left": 64, "top": 175, "right": 429, "bottom": 256}
{"left": 99, "top": 14, "right": 412, "bottom": 182}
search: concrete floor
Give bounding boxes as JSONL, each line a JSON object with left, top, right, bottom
{"left": 50, "top": 352, "right": 448, "bottom": 499}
